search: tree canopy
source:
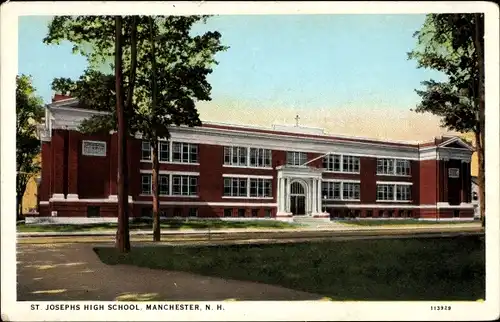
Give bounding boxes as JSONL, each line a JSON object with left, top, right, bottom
{"left": 16, "top": 74, "right": 45, "bottom": 218}
{"left": 408, "top": 13, "right": 483, "bottom": 134}
{"left": 45, "top": 15, "right": 228, "bottom": 140}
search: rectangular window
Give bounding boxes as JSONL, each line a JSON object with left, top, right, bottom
{"left": 223, "top": 146, "right": 248, "bottom": 166}
{"left": 342, "top": 182, "right": 361, "bottom": 200}
{"left": 82, "top": 140, "right": 107, "bottom": 157}
{"left": 141, "top": 141, "right": 151, "bottom": 160}
{"left": 87, "top": 206, "right": 101, "bottom": 217}
{"left": 224, "top": 177, "right": 247, "bottom": 197}
{"left": 141, "top": 207, "right": 152, "bottom": 217}
{"left": 378, "top": 158, "right": 411, "bottom": 176}
{"left": 188, "top": 208, "right": 198, "bottom": 217}
{"left": 224, "top": 208, "right": 233, "bottom": 217}
{"left": 323, "top": 155, "right": 359, "bottom": 173}
{"left": 173, "top": 208, "right": 182, "bottom": 217}
{"left": 377, "top": 184, "right": 394, "bottom": 201}
{"left": 159, "top": 142, "right": 169, "bottom": 162}
{"left": 342, "top": 156, "right": 360, "bottom": 173}
{"left": 172, "top": 142, "right": 198, "bottom": 163}
{"left": 238, "top": 209, "right": 246, "bottom": 217}
{"left": 322, "top": 181, "right": 358, "bottom": 200}
{"left": 264, "top": 209, "right": 272, "bottom": 218}
{"left": 377, "top": 158, "right": 395, "bottom": 175}
{"left": 396, "top": 185, "right": 411, "bottom": 201}
{"left": 251, "top": 209, "right": 259, "bottom": 217}
{"left": 249, "top": 148, "right": 272, "bottom": 167}
{"left": 366, "top": 210, "right": 373, "bottom": 218}
{"left": 172, "top": 175, "right": 198, "bottom": 196}
{"left": 159, "top": 174, "right": 169, "bottom": 196}
{"left": 396, "top": 159, "right": 411, "bottom": 176}
{"left": 377, "top": 183, "right": 411, "bottom": 201}
{"left": 286, "top": 151, "right": 308, "bottom": 166}
{"left": 323, "top": 154, "right": 342, "bottom": 171}
{"left": 249, "top": 178, "right": 272, "bottom": 197}
{"left": 141, "top": 174, "right": 152, "bottom": 195}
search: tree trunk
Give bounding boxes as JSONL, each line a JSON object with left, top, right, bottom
{"left": 115, "top": 15, "right": 131, "bottom": 252}
{"left": 126, "top": 16, "right": 138, "bottom": 113}
{"left": 149, "top": 17, "right": 161, "bottom": 242}
{"left": 474, "top": 13, "right": 485, "bottom": 228}
{"left": 152, "top": 139, "right": 161, "bottom": 241}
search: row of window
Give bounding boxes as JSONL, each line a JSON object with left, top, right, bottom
{"left": 139, "top": 141, "right": 412, "bottom": 176}
{"left": 142, "top": 141, "right": 198, "bottom": 164}
{"left": 140, "top": 174, "right": 412, "bottom": 201}
{"left": 141, "top": 174, "right": 198, "bottom": 196}
{"left": 139, "top": 207, "right": 273, "bottom": 218}
{"left": 224, "top": 147, "right": 272, "bottom": 167}
{"left": 223, "top": 177, "right": 272, "bottom": 198}
{"left": 322, "top": 182, "right": 361, "bottom": 201}
{"left": 376, "top": 184, "right": 412, "bottom": 201}
{"left": 321, "top": 182, "right": 412, "bottom": 201}
{"left": 323, "top": 155, "right": 360, "bottom": 173}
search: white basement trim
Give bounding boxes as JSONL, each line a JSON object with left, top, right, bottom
{"left": 133, "top": 201, "right": 277, "bottom": 207}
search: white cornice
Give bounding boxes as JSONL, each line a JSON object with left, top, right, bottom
{"left": 42, "top": 105, "right": 471, "bottom": 161}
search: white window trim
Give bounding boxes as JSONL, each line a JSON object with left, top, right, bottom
{"left": 140, "top": 140, "right": 199, "bottom": 164}
{"left": 223, "top": 176, "right": 273, "bottom": 198}
{"left": 82, "top": 140, "right": 107, "bottom": 157}
{"left": 322, "top": 180, "right": 361, "bottom": 201}
{"left": 376, "top": 158, "right": 411, "bottom": 176}
{"left": 140, "top": 172, "right": 199, "bottom": 197}
{"left": 323, "top": 154, "right": 360, "bottom": 174}
{"left": 286, "top": 151, "right": 308, "bottom": 166}
{"left": 376, "top": 182, "right": 413, "bottom": 202}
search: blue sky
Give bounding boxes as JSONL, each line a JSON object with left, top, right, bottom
{"left": 18, "top": 14, "right": 446, "bottom": 110}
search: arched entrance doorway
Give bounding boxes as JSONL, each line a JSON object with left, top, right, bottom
{"left": 290, "top": 181, "right": 306, "bottom": 215}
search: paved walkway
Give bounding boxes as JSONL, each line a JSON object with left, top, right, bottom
{"left": 17, "top": 243, "right": 323, "bottom": 301}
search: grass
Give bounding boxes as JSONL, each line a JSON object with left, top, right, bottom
{"left": 338, "top": 219, "right": 478, "bottom": 226}
{"left": 17, "top": 219, "right": 299, "bottom": 232}
{"left": 94, "top": 236, "right": 485, "bottom": 301}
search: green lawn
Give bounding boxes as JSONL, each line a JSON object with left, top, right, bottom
{"left": 94, "top": 236, "right": 485, "bottom": 301}
{"left": 338, "top": 219, "right": 477, "bottom": 226}
{"left": 17, "top": 219, "right": 299, "bottom": 232}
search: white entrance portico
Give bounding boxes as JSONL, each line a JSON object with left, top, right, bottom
{"left": 276, "top": 165, "right": 328, "bottom": 218}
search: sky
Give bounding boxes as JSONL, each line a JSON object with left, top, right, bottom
{"left": 18, "top": 14, "right": 453, "bottom": 141}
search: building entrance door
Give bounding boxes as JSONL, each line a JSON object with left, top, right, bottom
{"left": 290, "top": 181, "right": 306, "bottom": 215}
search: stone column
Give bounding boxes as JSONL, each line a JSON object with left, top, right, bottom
{"left": 311, "top": 179, "right": 317, "bottom": 214}
{"left": 317, "top": 179, "right": 322, "bottom": 212}
{"left": 277, "top": 178, "right": 284, "bottom": 212}
{"left": 286, "top": 178, "right": 291, "bottom": 212}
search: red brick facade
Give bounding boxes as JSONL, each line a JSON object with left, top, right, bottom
{"left": 36, "top": 103, "right": 475, "bottom": 221}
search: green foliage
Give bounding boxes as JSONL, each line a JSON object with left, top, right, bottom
{"left": 45, "top": 15, "right": 228, "bottom": 139}
{"left": 16, "top": 74, "right": 44, "bottom": 217}
{"left": 408, "top": 13, "right": 483, "bottom": 134}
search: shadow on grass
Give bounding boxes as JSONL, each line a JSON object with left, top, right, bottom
{"left": 94, "top": 236, "right": 485, "bottom": 301}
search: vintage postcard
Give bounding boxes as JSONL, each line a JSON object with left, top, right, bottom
{"left": 1, "top": 1, "right": 499, "bottom": 321}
